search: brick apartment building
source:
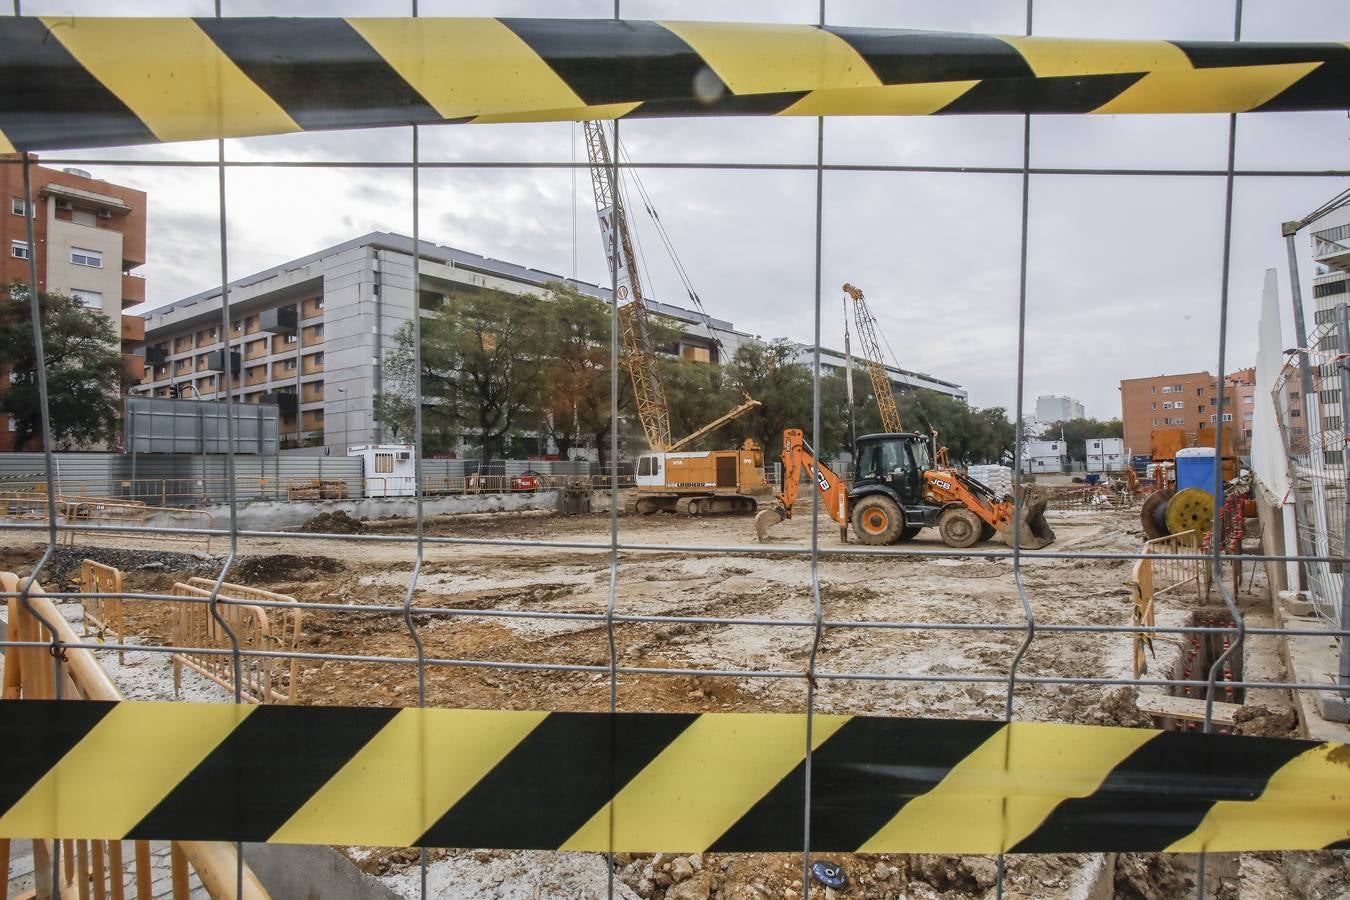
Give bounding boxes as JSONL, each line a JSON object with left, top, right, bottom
{"left": 0, "top": 155, "right": 147, "bottom": 450}
{"left": 1119, "top": 368, "right": 1264, "bottom": 459}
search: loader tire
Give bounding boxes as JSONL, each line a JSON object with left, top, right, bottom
{"left": 851, "top": 495, "right": 904, "bottom": 545}
{"left": 938, "top": 508, "right": 983, "bottom": 549}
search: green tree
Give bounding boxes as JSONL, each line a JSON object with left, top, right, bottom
{"left": 536, "top": 283, "right": 628, "bottom": 466}
{"left": 0, "top": 285, "right": 128, "bottom": 450}
{"left": 725, "top": 339, "right": 817, "bottom": 455}
{"left": 377, "top": 287, "right": 549, "bottom": 460}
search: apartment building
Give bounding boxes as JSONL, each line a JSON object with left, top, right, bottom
{"left": 1035, "top": 395, "right": 1085, "bottom": 422}
{"left": 135, "top": 233, "right": 753, "bottom": 455}
{"left": 792, "top": 344, "right": 966, "bottom": 403}
{"left": 1120, "top": 369, "right": 1261, "bottom": 457}
{"left": 1, "top": 155, "right": 147, "bottom": 450}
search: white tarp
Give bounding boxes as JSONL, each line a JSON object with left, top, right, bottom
{"left": 1252, "top": 268, "right": 1291, "bottom": 500}
{"left": 1251, "top": 267, "right": 1299, "bottom": 589}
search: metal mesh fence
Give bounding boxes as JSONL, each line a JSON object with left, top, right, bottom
{"left": 3, "top": 2, "right": 1350, "bottom": 900}
{"left": 1274, "top": 316, "right": 1348, "bottom": 627}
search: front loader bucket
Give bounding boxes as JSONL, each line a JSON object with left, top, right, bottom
{"left": 999, "top": 494, "right": 1055, "bottom": 550}
{"left": 755, "top": 506, "right": 786, "bottom": 542}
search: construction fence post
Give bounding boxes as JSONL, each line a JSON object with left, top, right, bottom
{"left": 1338, "top": 302, "right": 1350, "bottom": 700}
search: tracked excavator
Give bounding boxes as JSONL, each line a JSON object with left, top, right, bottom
{"left": 754, "top": 429, "right": 1055, "bottom": 548}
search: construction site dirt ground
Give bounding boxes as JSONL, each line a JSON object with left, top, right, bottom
{"left": 3, "top": 503, "right": 1347, "bottom": 899}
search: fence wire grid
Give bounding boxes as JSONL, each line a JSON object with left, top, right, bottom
{"left": 2, "top": 2, "right": 1350, "bottom": 900}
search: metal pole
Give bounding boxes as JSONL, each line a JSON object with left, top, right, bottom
{"left": 1284, "top": 227, "right": 1320, "bottom": 450}
{"left": 1336, "top": 302, "right": 1350, "bottom": 697}
{"left": 843, "top": 293, "right": 856, "bottom": 453}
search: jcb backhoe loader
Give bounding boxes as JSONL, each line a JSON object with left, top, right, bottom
{"left": 754, "top": 428, "right": 1054, "bottom": 549}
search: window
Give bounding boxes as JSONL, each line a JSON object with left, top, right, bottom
{"left": 313, "top": 324, "right": 324, "bottom": 336}
{"left": 1243, "top": 396, "right": 1253, "bottom": 405}
{"left": 1222, "top": 413, "right": 1233, "bottom": 422}
{"left": 1290, "top": 392, "right": 1301, "bottom": 401}
{"left": 10, "top": 197, "right": 26, "bottom": 216}
{"left": 1174, "top": 400, "right": 1184, "bottom": 409}
{"left": 312, "top": 352, "right": 324, "bottom": 364}
{"left": 1152, "top": 418, "right": 1159, "bottom": 426}
{"left": 1150, "top": 386, "right": 1157, "bottom": 395}
{"left": 10, "top": 240, "right": 29, "bottom": 259}
{"left": 284, "top": 359, "right": 297, "bottom": 371}
{"left": 1162, "top": 401, "right": 1172, "bottom": 410}
{"left": 315, "top": 298, "right": 324, "bottom": 309}
{"left": 285, "top": 333, "right": 298, "bottom": 344}
{"left": 70, "top": 289, "right": 102, "bottom": 309}
{"left": 1173, "top": 383, "right": 1183, "bottom": 392}
{"left": 1210, "top": 414, "right": 1217, "bottom": 422}
{"left": 1151, "top": 402, "right": 1157, "bottom": 410}
{"left": 1196, "top": 388, "right": 1203, "bottom": 396}
{"left": 1199, "top": 421, "right": 1207, "bottom": 429}
{"left": 374, "top": 452, "right": 394, "bottom": 474}
{"left": 1161, "top": 386, "right": 1172, "bottom": 394}
{"left": 1197, "top": 404, "right": 1205, "bottom": 414}
{"left": 70, "top": 247, "right": 102, "bottom": 268}
{"left": 1290, "top": 410, "right": 1301, "bottom": 419}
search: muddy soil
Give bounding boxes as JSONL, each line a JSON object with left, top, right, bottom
{"left": 2, "top": 503, "right": 1331, "bottom": 899}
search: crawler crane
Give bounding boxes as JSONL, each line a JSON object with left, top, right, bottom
{"left": 583, "top": 121, "right": 767, "bottom": 514}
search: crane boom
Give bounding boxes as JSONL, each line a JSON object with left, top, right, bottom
{"left": 667, "top": 394, "right": 761, "bottom": 452}
{"left": 583, "top": 120, "right": 672, "bottom": 451}
{"left": 842, "top": 283, "right": 902, "bottom": 433}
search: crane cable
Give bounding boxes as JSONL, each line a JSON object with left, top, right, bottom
{"left": 617, "top": 141, "right": 728, "bottom": 359}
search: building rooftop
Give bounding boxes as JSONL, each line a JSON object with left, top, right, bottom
{"left": 142, "top": 231, "right": 740, "bottom": 336}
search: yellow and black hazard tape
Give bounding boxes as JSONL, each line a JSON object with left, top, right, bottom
{"left": 3, "top": 700, "right": 1349, "bottom": 853}
{"left": 0, "top": 18, "right": 1348, "bottom": 152}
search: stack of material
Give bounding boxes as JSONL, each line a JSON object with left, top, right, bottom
{"left": 967, "top": 465, "right": 1013, "bottom": 497}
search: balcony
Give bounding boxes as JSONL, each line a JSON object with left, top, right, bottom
{"left": 302, "top": 354, "right": 324, "bottom": 375}
{"left": 122, "top": 352, "right": 145, "bottom": 381}
{"left": 1312, "top": 223, "right": 1350, "bottom": 275}
{"left": 121, "top": 273, "right": 145, "bottom": 306}
{"left": 120, "top": 315, "right": 144, "bottom": 343}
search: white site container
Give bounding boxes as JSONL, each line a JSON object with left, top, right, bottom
{"left": 1085, "top": 438, "right": 1127, "bottom": 473}
{"left": 350, "top": 443, "right": 416, "bottom": 497}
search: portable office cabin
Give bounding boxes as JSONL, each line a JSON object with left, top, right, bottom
{"left": 1021, "top": 440, "right": 1066, "bottom": 475}
{"left": 1085, "top": 437, "right": 1127, "bottom": 473}
{"left": 350, "top": 444, "right": 415, "bottom": 497}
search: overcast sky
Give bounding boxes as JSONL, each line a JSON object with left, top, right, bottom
{"left": 20, "top": 0, "right": 1350, "bottom": 421}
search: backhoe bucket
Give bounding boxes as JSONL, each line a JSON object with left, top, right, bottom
{"left": 755, "top": 506, "right": 786, "bottom": 542}
{"left": 998, "top": 492, "right": 1055, "bottom": 550}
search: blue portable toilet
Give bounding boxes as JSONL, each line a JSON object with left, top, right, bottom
{"left": 1175, "top": 447, "right": 1220, "bottom": 502}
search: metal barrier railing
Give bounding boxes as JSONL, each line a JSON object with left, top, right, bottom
{"left": 0, "top": 491, "right": 214, "bottom": 552}
{"left": 1042, "top": 482, "right": 1136, "bottom": 511}
{"left": 1130, "top": 531, "right": 1203, "bottom": 679}
{"left": 80, "top": 559, "right": 126, "bottom": 665}
{"left": 1143, "top": 530, "right": 1204, "bottom": 601}
{"left": 0, "top": 571, "right": 270, "bottom": 900}
{"left": 173, "top": 579, "right": 303, "bottom": 705}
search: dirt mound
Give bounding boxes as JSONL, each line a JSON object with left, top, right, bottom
{"left": 299, "top": 510, "right": 368, "bottom": 534}
{"left": 1114, "top": 854, "right": 1193, "bottom": 900}
{"left": 14, "top": 545, "right": 221, "bottom": 588}
{"left": 233, "top": 554, "right": 343, "bottom": 583}
{"left": 1232, "top": 704, "right": 1300, "bottom": 738}
{"left": 1082, "top": 687, "right": 1155, "bottom": 728}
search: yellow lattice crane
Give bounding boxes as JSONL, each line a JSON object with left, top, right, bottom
{"left": 582, "top": 122, "right": 766, "bottom": 514}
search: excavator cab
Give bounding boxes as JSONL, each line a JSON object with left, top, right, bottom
{"left": 852, "top": 433, "right": 929, "bottom": 507}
